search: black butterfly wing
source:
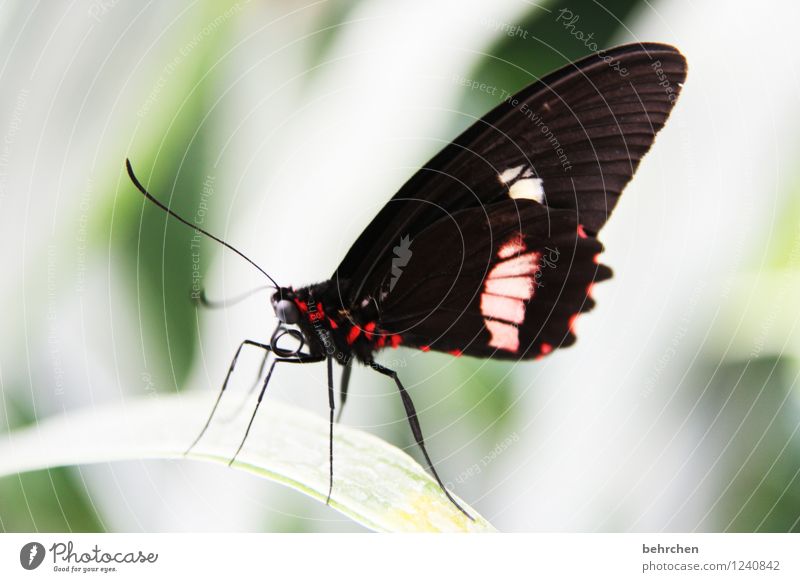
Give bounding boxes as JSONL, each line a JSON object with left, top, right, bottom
{"left": 374, "top": 199, "right": 610, "bottom": 359}
{"left": 333, "top": 42, "right": 686, "bottom": 310}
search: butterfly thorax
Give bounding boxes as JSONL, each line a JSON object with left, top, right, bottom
{"left": 286, "top": 281, "right": 403, "bottom": 365}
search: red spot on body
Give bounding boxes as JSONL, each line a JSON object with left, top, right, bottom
{"left": 309, "top": 304, "right": 325, "bottom": 322}
{"left": 577, "top": 224, "right": 588, "bottom": 239}
{"left": 448, "top": 349, "right": 463, "bottom": 357}
{"left": 420, "top": 345, "right": 430, "bottom": 352}
{"left": 364, "top": 321, "right": 376, "bottom": 340}
{"left": 346, "top": 326, "right": 361, "bottom": 345}
{"left": 390, "top": 335, "right": 402, "bottom": 348}
{"left": 295, "top": 300, "right": 308, "bottom": 313}
{"left": 376, "top": 336, "right": 386, "bottom": 349}
{"left": 328, "top": 318, "right": 338, "bottom": 329}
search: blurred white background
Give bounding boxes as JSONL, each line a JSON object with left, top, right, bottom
{"left": 1, "top": 0, "right": 799, "bottom": 532}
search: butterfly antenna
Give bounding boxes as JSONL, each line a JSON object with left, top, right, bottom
{"left": 196, "top": 286, "right": 270, "bottom": 309}
{"left": 126, "top": 159, "right": 279, "bottom": 289}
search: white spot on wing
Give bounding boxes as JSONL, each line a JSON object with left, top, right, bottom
{"left": 498, "top": 165, "right": 525, "bottom": 184}
{"left": 509, "top": 178, "right": 545, "bottom": 203}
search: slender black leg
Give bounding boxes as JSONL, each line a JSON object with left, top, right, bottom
{"left": 325, "top": 356, "right": 335, "bottom": 504}
{"left": 223, "top": 350, "right": 272, "bottom": 422}
{"left": 369, "top": 361, "right": 473, "bottom": 521}
{"left": 185, "top": 339, "right": 272, "bottom": 455}
{"left": 335, "top": 357, "right": 353, "bottom": 423}
{"left": 229, "top": 353, "right": 324, "bottom": 465}
{"left": 251, "top": 352, "right": 270, "bottom": 394}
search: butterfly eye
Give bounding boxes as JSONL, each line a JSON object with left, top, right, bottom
{"left": 274, "top": 299, "right": 300, "bottom": 324}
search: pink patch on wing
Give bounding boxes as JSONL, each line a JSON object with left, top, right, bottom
{"left": 490, "top": 252, "right": 540, "bottom": 278}
{"left": 480, "top": 294, "right": 526, "bottom": 324}
{"left": 484, "top": 276, "right": 535, "bottom": 300}
{"left": 497, "top": 234, "right": 526, "bottom": 259}
{"left": 485, "top": 320, "right": 520, "bottom": 352}
{"left": 480, "top": 235, "right": 543, "bottom": 353}
{"left": 577, "top": 224, "right": 588, "bottom": 239}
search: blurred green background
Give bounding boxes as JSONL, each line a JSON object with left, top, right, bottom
{"left": 1, "top": 0, "right": 799, "bottom": 532}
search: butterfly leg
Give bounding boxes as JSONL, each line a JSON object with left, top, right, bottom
{"left": 335, "top": 357, "right": 353, "bottom": 423}
{"left": 325, "top": 355, "right": 335, "bottom": 504}
{"left": 229, "top": 352, "right": 325, "bottom": 465}
{"left": 221, "top": 350, "right": 271, "bottom": 422}
{"left": 369, "top": 361, "right": 473, "bottom": 521}
{"left": 185, "top": 339, "right": 272, "bottom": 455}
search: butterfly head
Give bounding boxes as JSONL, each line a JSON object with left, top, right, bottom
{"left": 271, "top": 288, "right": 300, "bottom": 325}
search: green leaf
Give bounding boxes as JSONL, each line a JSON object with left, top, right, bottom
{"left": 0, "top": 396, "right": 105, "bottom": 532}
{"left": 0, "top": 393, "right": 495, "bottom": 533}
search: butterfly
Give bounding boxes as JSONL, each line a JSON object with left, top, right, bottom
{"left": 126, "top": 42, "right": 687, "bottom": 520}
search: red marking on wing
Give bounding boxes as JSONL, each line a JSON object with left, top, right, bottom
{"left": 328, "top": 318, "right": 338, "bottom": 329}
{"left": 540, "top": 342, "right": 553, "bottom": 355}
{"left": 577, "top": 224, "right": 588, "bottom": 239}
{"left": 376, "top": 336, "right": 386, "bottom": 349}
{"left": 364, "top": 321, "right": 376, "bottom": 340}
{"left": 346, "top": 326, "right": 361, "bottom": 345}
{"left": 295, "top": 300, "right": 309, "bottom": 313}
{"left": 568, "top": 313, "right": 579, "bottom": 334}
{"left": 390, "top": 335, "right": 402, "bottom": 348}
{"left": 420, "top": 345, "right": 430, "bottom": 352}
{"left": 448, "top": 349, "right": 463, "bottom": 357}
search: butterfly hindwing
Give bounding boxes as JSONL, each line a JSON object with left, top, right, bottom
{"left": 376, "top": 200, "right": 611, "bottom": 360}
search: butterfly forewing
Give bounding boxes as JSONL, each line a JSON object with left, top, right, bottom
{"left": 333, "top": 42, "right": 686, "bottom": 360}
